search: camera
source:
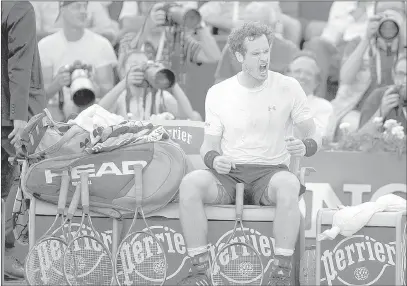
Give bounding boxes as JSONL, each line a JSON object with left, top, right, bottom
{"left": 377, "top": 12, "right": 402, "bottom": 41}
{"left": 397, "top": 84, "right": 406, "bottom": 107}
{"left": 136, "top": 61, "right": 176, "bottom": 90}
{"left": 64, "top": 61, "right": 96, "bottom": 107}
{"left": 161, "top": 3, "right": 202, "bottom": 29}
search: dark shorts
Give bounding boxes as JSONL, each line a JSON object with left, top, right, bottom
{"left": 208, "top": 164, "right": 305, "bottom": 206}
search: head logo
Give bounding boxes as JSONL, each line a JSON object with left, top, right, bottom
{"left": 320, "top": 235, "right": 396, "bottom": 285}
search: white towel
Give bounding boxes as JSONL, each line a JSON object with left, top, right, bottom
{"left": 318, "top": 194, "right": 406, "bottom": 241}
{"left": 67, "top": 104, "right": 126, "bottom": 144}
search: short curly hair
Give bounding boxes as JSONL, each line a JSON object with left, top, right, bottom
{"left": 227, "top": 22, "right": 274, "bottom": 58}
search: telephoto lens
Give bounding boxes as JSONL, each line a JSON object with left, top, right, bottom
{"left": 144, "top": 62, "right": 176, "bottom": 90}
{"left": 165, "top": 3, "right": 202, "bottom": 29}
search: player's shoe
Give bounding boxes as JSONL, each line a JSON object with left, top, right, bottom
{"left": 266, "top": 255, "right": 293, "bottom": 286}
{"left": 177, "top": 252, "right": 211, "bottom": 286}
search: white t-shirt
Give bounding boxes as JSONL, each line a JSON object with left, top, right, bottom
{"left": 39, "top": 29, "right": 118, "bottom": 116}
{"left": 205, "top": 71, "right": 311, "bottom": 165}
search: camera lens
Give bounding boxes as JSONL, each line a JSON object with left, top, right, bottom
{"left": 378, "top": 19, "right": 399, "bottom": 40}
{"left": 72, "top": 89, "right": 95, "bottom": 107}
{"left": 184, "top": 9, "right": 201, "bottom": 29}
{"left": 155, "top": 69, "right": 175, "bottom": 89}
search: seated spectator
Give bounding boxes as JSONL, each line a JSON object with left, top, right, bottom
{"left": 325, "top": 1, "right": 406, "bottom": 140}
{"left": 119, "top": 2, "right": 221, "bottom": 82}
{"left": 32, "top": 1, "right": 119, "bottom": 44}
{"left": 38, "top": 1, "right": 118, "bottom": 121}
{"left": 214, "top": 2, "right": 299, "bottom": 83}
{"left": 359, "top": 54, "right": 406, "bottom": 133}
{"left": 199, "top": 1, "right": 302, "bottom": 46}
{"left": 303, "top": 1, "right": 375, "bottom": 99}
{"left": 286, "top": 51, "right": 334, "bottom": 136}
{"left": 114, "top": 50, "right": 202, "bottom": 121}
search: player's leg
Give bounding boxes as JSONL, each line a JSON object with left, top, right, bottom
{"left": 252, "top": 165, "right": 302, "bottom": 285}
{"left": 178, "top": 169, "right": 235, "bottom": 285}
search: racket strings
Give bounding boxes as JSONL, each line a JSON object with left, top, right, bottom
{"left": 64, "top": 236, "right": 113, "bottom": 286}
{"left": 25, "top": 239, "right": 68, "bottom": 285}
{"left": 213, "top": 244, "right": 263, "bottom": 286}
{"left": 116, "top": 232, "right": 166, "bottom": 286}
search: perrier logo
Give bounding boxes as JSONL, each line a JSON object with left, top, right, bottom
{"left": 321, "top": 235, "right": 396, "bottom": 285}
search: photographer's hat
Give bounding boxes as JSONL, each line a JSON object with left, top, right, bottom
{"left": 55, "top": 1, "right": 78, "bottom": 22}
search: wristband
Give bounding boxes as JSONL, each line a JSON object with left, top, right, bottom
{"left": 302, "top": 138, "right": 318, "bottom": 157}
{"left": 204, "top": 150, "right": 220, "bottom": 169}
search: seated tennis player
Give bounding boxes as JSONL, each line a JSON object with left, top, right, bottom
{"left": 177, "top": 22, "right": 320, "bottom": 286}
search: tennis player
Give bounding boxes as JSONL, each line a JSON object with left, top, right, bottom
{"left": 177, "top": 22, "right": 320, "bottom": 286}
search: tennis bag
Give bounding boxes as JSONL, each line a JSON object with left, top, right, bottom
{"left": 22, "top": 141, "right": 187, "bottom": 217}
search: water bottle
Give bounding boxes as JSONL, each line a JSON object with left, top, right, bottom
{"left": 299, "top": 245, "right": 316, "bottom": 286}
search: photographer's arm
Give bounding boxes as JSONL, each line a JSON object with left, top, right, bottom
{"left": 168, "top": 83, "right": 202, "bottom": 121}
{"left": 339, "top": 37, "right": 369, "bottom": 84}
{"left": 94, "top": 65, "right": 115, "bottom": 99}
{"left": 194, "top": 25, "right": 222, "bottom": 63}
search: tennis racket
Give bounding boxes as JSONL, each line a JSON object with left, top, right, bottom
{"left": 114, "top": 164, "right": 167, "bottom": 286}
{"left": 211, "top": 183, "right": 264, "bottom": 286}
{"left": 25, "top": 174, "right": 81, "bottom": 285}
{"left": 63, "top": 172, "right": 114, "bottom": 286}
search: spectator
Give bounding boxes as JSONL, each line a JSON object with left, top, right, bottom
{"left": 32, "top": 1, "right": 119, "bottom": 44}
{"left": 325, "top": 1, "right": 406, "bottom": 139}
{"left": 38, "top": 1, "right": 118, "bottom": 121}
{"left": 286, "top": 51, "right": 334, "bottom": 136}
{"left": 214, "top": 2, "right": 299, "bottom": 83}
{"left": 114, "top": 50, "right": 202, "bottom": 121}
{"left": 359, "top": 54, "right": 406, "bottom": 132}
{"left": 199, "top": 1, "right": 302, "bottom": 46}
{"left": 1, "top": 1, "right": 46, "bottom": 279}
{"left": 119, "top": 2, "right": 221, "bottom": 82}
{"left": 303, "top": 2, "right": 375, "bottom": 100}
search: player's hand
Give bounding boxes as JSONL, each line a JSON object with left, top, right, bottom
{"left": 380, "top": 86, "right": 400, "bottom": 117}
{"left": 8, "top": 119, "right": 27, "bottom": 146}
{"left": 150, "top": 2, "right": 167, "bottom": 27}
{"left": 54, "top": 65, "right": 71, "bottom": 89}
{"left": 127, "top": 66, "right": 145, "bottom": 87}
{"left": 213, "top": 156, "right": 236, "bottom": 175}
{"left": 285, "top": 136, "right": 306, "bottom": 157}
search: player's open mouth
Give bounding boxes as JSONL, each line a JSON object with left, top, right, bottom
{"left": 259, "top": 63, "right": 268, "bottom": 73}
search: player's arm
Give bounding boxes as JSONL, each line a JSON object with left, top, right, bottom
{"left": 290, "top": 79, "right": 321, "bottom": 157}
{"left": 200, "top": 87, "right": 224, "bottom": 167}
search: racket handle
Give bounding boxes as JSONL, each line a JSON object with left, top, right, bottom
{"left": 57, "top": 174, "right": 70, "bottom": 214}
{"left": 134, "top": 165, "right": 143, "bottom": 207}
{"left": 235, "top": 183, "right": 244, "bottom": 219}
{"left": 291, "top": 156, "right": 301, "bottom": 178}
{"left": 80, "top": 172, "right": 90, "bottom": 212}
{"left": 67, "top": 184, "right": 81, "bottom": 220}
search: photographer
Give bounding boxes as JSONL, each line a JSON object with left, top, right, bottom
{"left": 39, "top": 1, "right": 117, "bottom": 121}
{"left": 115, "top": 50, "right": 202, "bottom": 121}
{"left": 326, "top": 1, "right": 406, "bottom": 138}
{"left": 359, "top": 54, "right": 406, "bottom": 133}
{"left": 119, "top": 2, "right": 221, "bottom": 74}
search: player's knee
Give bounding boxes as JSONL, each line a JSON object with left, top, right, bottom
{"left": 179, "top": 170, "right": 212, "bottom": 204}
{"left": 272, "top": 172, "right": 300, "bottom": 206}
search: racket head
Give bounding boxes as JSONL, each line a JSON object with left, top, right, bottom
{"left": 211, "top": 241, "right": 264, "bottom": 286}
{"left": 25, "top": 237, "right": 68, "bottom": 285}
{"left": 115, "top": 230, "right": 167, "bottom": 286}
{"left": 63, "top": 234, "right": 114, "bottom": 286}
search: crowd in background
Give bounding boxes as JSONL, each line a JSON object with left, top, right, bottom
{"left": 31, "top": 1, "right": 407, "bottom": 141}
{"left": 1, "top": 1, "right": 406, "bottom": 280}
